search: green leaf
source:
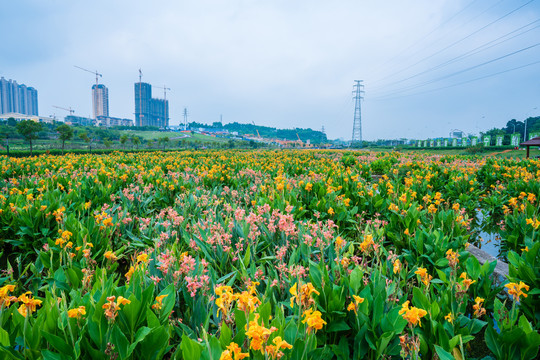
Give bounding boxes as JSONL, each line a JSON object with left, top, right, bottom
{"left": 434, "top": 344, "right": 455, "bottom": 360}
{"left": 181, "top": 334, "right": 203, "bottom": 360}
{"left": 219, "top": 324, "right": 232, "bottom": 348}
{"left": 349, "top": 267, "right": 363, "bottom": 294}
{"left": 41, "top": 331, "right": 73, "bottom": 357}
{"left": 0, "top": 328, "right": 9, "bottom": 347}
{"left": 111, "top": 326, "right": 129, "bottom": 360}
{"left": 327, "top": 321, "right": 350, "bottom": 332}
{"left": 127, "top": 327, "right": 152, "bottom": 357}
{"left": 159, "top": 284, "right": 176, "bottom": 323}
{"left": 309, "top": 261, "right": 323, "bottom": 289}
{"left": 41, "top": 350, "right": 68, "bottom": 360}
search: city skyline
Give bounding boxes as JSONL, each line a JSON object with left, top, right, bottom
{"left": 0, "top": 77, "right": 39, "bottom": 116}
{"left": 1, "top": 1, "right": 539, "bottom": 140}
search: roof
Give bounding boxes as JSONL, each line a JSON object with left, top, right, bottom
{"left": 520, "top": 136, "right": 540, "bottom": 146}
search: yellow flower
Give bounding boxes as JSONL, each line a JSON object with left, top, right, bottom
{"left": 289, "top": 282, "right": 319, "bottom": 309}
{"left": 399, "top": 301, "right": 427, "bottom": 327}
{"left": 459, "top": 272, "right": 476, "bottom": 290}
{"left": 215, "top": 285, "right": 235, "bottom": 317}
{"left": 245, "top": 314, "right": 277, "bottom": 352}
{"left": 68, "top": 306, "right": 86, "bottom": 319}
{"left": 446, "top": 249, "right": 459, "bottom": 268}
{"left": 235, "top": 290, "right": 261, "bottom": 314}
{"left": 0, "top": 285, "right": 17, "bottom": 308}
{"left": 117, "top": 296, "right": 131, "bottom": 306}
{"left": 152, "top": 294, "right": 168, "bottom": 310}
{"left": 415, "top": 267, "right": 433, "bottom": 287}
{"left": 328, "top": 207, "right": 334, "bottom": 215}
{"left": 473, "top": 297, "right": 486, "bottom": 318}
{"left": 136, "top": 253, "right": 148, "bottom": 264}
{"left": 335, "top": 236, "right": 345, "bottom": 251}
{"left": 302, "top": 308, "right": 327, "bottom": 333}
{"left": 393, "top": 258, "right": 402, "bottom": 274}
{"left": 359, "top": 234, "right": 375, "bottom": 253}
{"left": 17, "top": 292, "right": 42, "bottom": 317}
{"left": 104, "top": 250, "right": 118, "bottom": 261}
{"left": 445, "top": 312, "right": 454, "bottom": 324}
{"left": 266, "top": 336, "right": 292, "bottom": 359}
{"left": 305, "top": 183, "right": 313, "bottom": 191}
{"left": 347, "top": 295, "right": 365, "bottom": 315}
{"left": 125, "top": 266, "right": 135, "bottom": 281}
{"left": 220, "top": 342, "right": 249, "bottom": 360}
{"left": 505, "top": 281, "right": 529, "bottom": 302}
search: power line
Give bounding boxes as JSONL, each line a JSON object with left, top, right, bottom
{"left": 370, "top": 41, "right": 540, "bottom": 98}
{"left": 371, "top": 18, "right": 540, "bottom": 93}
{"left": 370, "top": 0, "right": 537, "bottom": 87}
{"left": 372, "top": 59, "right": 540, "bottom": 101}
{"left": 366, "top": 0, "right": 482, "bottom": 78}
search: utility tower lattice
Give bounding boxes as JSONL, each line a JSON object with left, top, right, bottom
{"left": 352, "top": 80, "right": 364, "bottom": 143}
{"left": 183, "top": 108, "right": 188, "bottom": 130}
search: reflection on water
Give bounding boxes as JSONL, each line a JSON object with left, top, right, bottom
{"left": 476, "top": 232, "right": 503, "bottom": 259}
{"left": 473, "top": 210, "right": 504, "bottom": 260}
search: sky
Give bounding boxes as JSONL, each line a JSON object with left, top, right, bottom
{"left": 1, "top": 0, "right": 539, "bottom": 141}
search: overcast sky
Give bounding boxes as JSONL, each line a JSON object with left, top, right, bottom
{"left": 1, "top": 0, "right": 539, "bottom": 140}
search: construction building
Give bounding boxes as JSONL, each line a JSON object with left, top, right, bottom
{"left": 92, "top": 84, "right": 109, "bottom": 118}
{"left": 134, "top": 82, "right": 168, "bottom": 128}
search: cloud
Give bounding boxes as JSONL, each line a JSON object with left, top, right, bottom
{"left": 2, "top": 0, "right": 539, "bottom": 139}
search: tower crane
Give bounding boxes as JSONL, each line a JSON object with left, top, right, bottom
{"left": 74, "top": 65, "right": 102, "bottom": 87}
{"left": 53, "top": 105, "right": 75, "bottom": 115}
{"left": 154, "top": 85, "right": 171, "bottom": 102}
{"left": 251, "top": 121, "right": 261, "bottom": 138}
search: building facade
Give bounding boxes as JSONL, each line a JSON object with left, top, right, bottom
{"left": 96, "top": 115, "right": 133, "bottom": 127}
{"left": 134, "top": 82, "right": 168, "bottom": 128}
{"left": 92, "top": 84, "right": 109, "bottom": 119}
{"left": 0, "top": 77, "right": 38, "bottom": 116}
{"left": 65, "top": 115, "right": 96, "bottom": 127}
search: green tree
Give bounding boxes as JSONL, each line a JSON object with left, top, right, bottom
{"left": 103, "top": 138, "right": 113, "bottom": 148}
{"left": 56, "top": 124, "right": 74, "bottom": 155}
{"left": 79, "top": 132, "right": 92, "bottom": 152}
{"left": 0, "top": 125, "right": 17, "bottom": 156}
{"left": 158, "top": 136, "right": 170, "bottom": 150}
{"left": 7, "top": 117, "right": 17, "bottom": 127}
{"left": 16, "top": 120, "right": 43, "bottom": 156}
{"left": 131, "top": 135, "right": 141, "bottom": 149}
{"left": 120, "top": 134, "right": 129, "bottom": 149}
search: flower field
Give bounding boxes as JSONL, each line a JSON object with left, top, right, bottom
{"left": 0, "top": 150, "right": 539, "bottom": 360}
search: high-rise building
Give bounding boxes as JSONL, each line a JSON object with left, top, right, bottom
{"left": 92, "top": 84, "right": 109, "bottom": 119}
{"left": 0, "top": 77, "right": 38, "bottom": 115}
{"left": 135, "top": 82, "right": 168, "bottom": 128}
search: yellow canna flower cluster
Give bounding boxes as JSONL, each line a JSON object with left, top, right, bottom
{"left": 152, "top": 294, "right": 168, "bottom": 311}
{"left": 215, "top": 282, "right": 261, "bottom": 319}
{"left": 102, "top": 295, "right": 131, "bottom": 322}
{"left": 289, "top": 282, "right": 319, "bottom": 309}
{"left": 414, "top": 267, "right": 433, "bottom": 287}
{"left": 505, "top": 281, "right": 529, "bottom": 302}
{"left": 0, "top": 284, "right": 17, "bottom": 308}
{"left": 17, "top": 292, "right": 43, "bottom": 317}
{"left": 68, "top": 306, "right": 86, "bottom": 319}
{"left": 359, "top": 234, "right": 375, "bottom": 254}
{"left": 399, "top": 301, "right": 427, "bottom": 327}
{"left": 219, "top": 342, "right": 249, "bottom": 360}
{"left": 473, "top": 297, "right": 486, "bottom": 318}
{"left": 347, "top": 295, "right": 365, "bottom": 315}
{"left": 245, "top": 314, "right": 278, "bottom": 351}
